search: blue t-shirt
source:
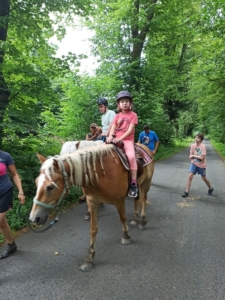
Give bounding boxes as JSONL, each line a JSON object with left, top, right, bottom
{"left": 138, "top": 131, "right": 159, "bottom": 151}
{"left": 0, "top": 151, "right": 14, "bottom": 195}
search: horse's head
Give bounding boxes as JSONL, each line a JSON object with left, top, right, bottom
{"left": 29, "top": 153, "right": 69, "bottom": 225}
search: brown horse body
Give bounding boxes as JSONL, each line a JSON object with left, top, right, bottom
{"left": 29, "top": 144, "right": 154, "bottom": 271}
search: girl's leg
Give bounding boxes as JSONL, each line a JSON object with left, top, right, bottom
{"left": 123, "top": 141, "right": 137, "bottom": 181}
{"left": 123, "top": 141, "right": 138, "bottom": 198}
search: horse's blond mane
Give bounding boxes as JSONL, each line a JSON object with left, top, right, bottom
{"left": 41, "top": 145, "right": 116, "bottom": 187}
{"left": 69, "top": 144, "right": 115, "bottom": 186}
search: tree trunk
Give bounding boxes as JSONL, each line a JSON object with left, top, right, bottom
{"left": 130, "top": 0, "right": 157, "bottom": 90}
{"left": 0, "top": 0, "right": 10, "bottom": 148}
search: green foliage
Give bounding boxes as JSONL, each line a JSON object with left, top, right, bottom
{"left": 51, "top": 74, "right": 122, "bottom": 139}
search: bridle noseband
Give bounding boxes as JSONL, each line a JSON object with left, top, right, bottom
{"left": 33, "top": 156, "right": 71, "bottom": 209}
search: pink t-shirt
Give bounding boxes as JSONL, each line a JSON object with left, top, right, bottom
{"left": 113, "top": 111, "right": 138, "bottom": 141}
{"left": 190, "top": 143, "right": 206, "bottom": 168}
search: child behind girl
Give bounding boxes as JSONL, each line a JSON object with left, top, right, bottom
{"left": 106, "top": 91, "right": 138, "bottom": 198}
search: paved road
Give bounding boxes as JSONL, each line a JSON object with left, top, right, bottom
{"left": 1, "top": 139, "right": 225, "bottom": 300}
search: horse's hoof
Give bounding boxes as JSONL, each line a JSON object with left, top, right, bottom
{"left": 120, "top": 237, "right": 131, "bottom": 245}
{"left": 130, "top": 220, "right": 139, "bottom": 226}
{"left": 139, "top": 222, "right": 147, "bottom": 230}
{"left": 79, "top": 262, "right": 93, "bottom": 272}
{"left": 84, "top": 212, "right": 90, "bottom": 221}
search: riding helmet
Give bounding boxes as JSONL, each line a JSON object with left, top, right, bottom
{"left": 97, "top": 97, "right": 108, "bottom": 106}
{"left": 116, "top": 91, "right": 132, "bottom": 102}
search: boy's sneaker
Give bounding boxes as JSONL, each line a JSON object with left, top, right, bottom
{"left": 0, "top": 241, "right": 17, "bottom": 260}
{"left": 182, "top": 192, "right": 189, "bottom": 198}
{"left": 207, "top": 187, "right": 214, "bottom": 195}
{"left": 128, "top": 184, "right": 138, "bottom": 198}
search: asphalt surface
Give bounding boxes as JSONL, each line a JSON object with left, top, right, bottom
{"left": 1, "top": 139, "right": 225, "bottom": 300}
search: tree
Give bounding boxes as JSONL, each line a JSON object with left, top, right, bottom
{"left": 0, "top": 0, "right": 91, "bottom": 147}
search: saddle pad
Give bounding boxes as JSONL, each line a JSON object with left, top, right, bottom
{"left": 134, "top": 144, "right": 153, "bottom": 166}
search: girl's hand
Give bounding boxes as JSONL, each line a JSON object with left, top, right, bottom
{"left": 112, "top": 138, "right": 121, "bottom": 144}
{"left": 18, "top": 193, "right": 25, "bottom": 205}
{"left": 106, "top": 137, "right": 113, "bottom": 143}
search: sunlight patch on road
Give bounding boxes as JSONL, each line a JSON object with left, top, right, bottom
{"left": 177, "top": 201, "right": 193, "bottom": 208}
{"left": 187, "top": 196, "right": 200, "bottom": 201}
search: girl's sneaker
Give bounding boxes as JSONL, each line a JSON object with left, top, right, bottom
{"left": 128, "top": 184, "right": 138, "bottom": 198}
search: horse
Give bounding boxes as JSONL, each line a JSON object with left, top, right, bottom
{"left": 60, "top": 140, "right": 103, "bottom": 155}
{"left": 29, "top": 143, "right": 154, "bottom": 271}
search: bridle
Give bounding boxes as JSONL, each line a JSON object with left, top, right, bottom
{"left": 33, "top": 156, "right": 71, "bottom": 209}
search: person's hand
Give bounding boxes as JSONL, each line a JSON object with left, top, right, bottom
{"left": 152, "top": 149, "right": 156, "bottom": 155}
{"left": 112, "top": 137, "right": 121, "bottom": 144}
{"left": 106, "top": 137, "right": 113, "bottom": 143}
{"left": 18, "top": 193, "right": 25, "bottom": 204}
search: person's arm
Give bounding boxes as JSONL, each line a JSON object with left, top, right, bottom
{"left": 106, "top": 124, "right": 116, "bottom": 143}
{"left": 85, "top": 133, "right": 98, "bottom": 141}
{"left": 8, "top": 164, "right": 25, "bottom": 204}
{"left": 152, "top": 140, "right": 160, "bottom": 155}
{"left": 137, "top": 132, "right": 142, "bottom": 144}
{"left": 189, "top": 154, "right": 205, "bottom": 161}
{"left": 111, "top": 123, "right": 135, "bottom": 143}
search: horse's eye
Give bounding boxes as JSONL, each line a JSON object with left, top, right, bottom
{"left": 46, "top": 185, "right": 54, "bottom": 191}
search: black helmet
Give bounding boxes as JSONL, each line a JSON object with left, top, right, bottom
{"left": 116, "top": 91, "right": 132, "bottom": 102}
{"left": 97, "top": 97, "right": 108, "bottom": 106}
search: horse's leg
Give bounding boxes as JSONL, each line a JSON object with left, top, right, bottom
{"left": 79, "top": 202, "right": 99, "bottom": 271}
{"left": 116, "top": 202, "right": 131, "bottom": 245}
{"left": 138, "top": 188, "right": 148, "bottom": 230}
{"left": 130, "top": 199, "right": 140, "bottom": 225}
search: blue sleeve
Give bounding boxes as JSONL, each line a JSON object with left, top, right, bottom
{"left": 154, "top": 132, "right": 159, "bottom": 142}
{"left": 6, "top": 153, "right": 14, "bottom": 166}
{"left": 138, "top": 132, "right": 143, "bottom": 142}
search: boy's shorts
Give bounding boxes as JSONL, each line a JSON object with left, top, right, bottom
{"left": 189, "top": 163, "right": 206, "bottom": 176}
{"left": 0, "top": 187, "right": 13, "bottom": 213}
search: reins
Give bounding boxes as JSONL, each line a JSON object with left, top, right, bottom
{"left": 17, "top": 203, "right": 60, "bottom": 233}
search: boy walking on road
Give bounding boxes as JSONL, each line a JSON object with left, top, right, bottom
{"left": 182, "top": 133, "right": 214, "bottom": 198}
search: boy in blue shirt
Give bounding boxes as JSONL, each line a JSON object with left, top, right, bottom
{"left": 138, "top": 125, "right": 159, "bottom": 155}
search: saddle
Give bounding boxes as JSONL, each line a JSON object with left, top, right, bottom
{"left": 111, "top": 141, "right": 153, "bottom": 178}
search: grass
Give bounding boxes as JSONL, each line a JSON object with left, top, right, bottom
{"left": 154, "top": 137, "right": 193, "bottom": 161}
{"left": 209, "top": 139, "right": 225, "bottom": 161}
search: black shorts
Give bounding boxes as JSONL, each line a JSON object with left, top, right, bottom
{"left": 0, "top": 188, "right": 13, "bottom": 213}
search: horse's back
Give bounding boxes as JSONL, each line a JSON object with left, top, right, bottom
{"left": 60, "top": 141, "right": 80, "bottom": 155}
{"left": 60, "top": 140, "right": 104, "bottom": 155}
{"left": 79, "top": 140, "right": 103, "bottom": 148}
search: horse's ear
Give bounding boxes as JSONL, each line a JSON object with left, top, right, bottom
{"left": 36, "top": 153, "right": 47, "bottom": 163}
{"left": 75, "top": 141, "right": 80, "bottom": 149}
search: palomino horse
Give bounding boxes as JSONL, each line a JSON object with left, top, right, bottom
{"left": 29, "top": 144, "right": 154, "bottom": 271}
